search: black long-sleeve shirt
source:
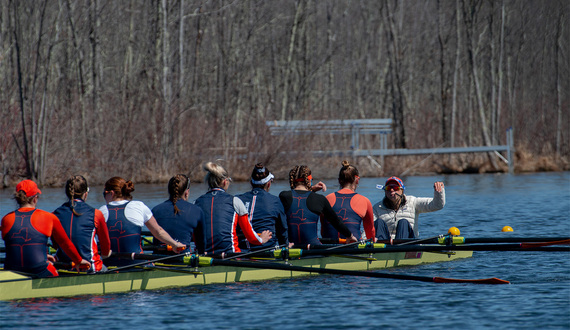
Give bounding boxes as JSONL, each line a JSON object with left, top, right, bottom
{"left": 279, "top": 190, "right": 352, "bottom": 239}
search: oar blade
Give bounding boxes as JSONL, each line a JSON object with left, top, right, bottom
{"left": 521, "top": 239, "right": 570, "bottom": 248}
{"left": 433, "top": 276, "right": 510, "bottom": 285}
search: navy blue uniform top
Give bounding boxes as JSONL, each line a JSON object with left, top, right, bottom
{"left": 195, "top": 189, "right": 261, "bottom": 254}
{"left": 279, "top": 190, "right": 352, "bottom": 246}
{"left": 2, "top": 209, "right": 50, "bottom": 274}
{"left": 152, "top": 199, "right": 206, "bottom": 254}
{"left": 237, "top": 188, "right": 288, "bottom": 251}
{"left": 321, "top": 192, "right": 363, "bottom": 240}
{"left": 53, "top": 200, "right": 111, "bottom": 272}
{"left": 105, "top": 202, "right": 142, "bottom": 266}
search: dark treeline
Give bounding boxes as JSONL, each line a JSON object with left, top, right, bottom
{"left": 0, "top": 0, "right": 568, "bottom": 186}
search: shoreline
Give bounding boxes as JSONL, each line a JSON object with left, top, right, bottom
{"left": 1, "top": 152, "right": 568, "bottom": 189}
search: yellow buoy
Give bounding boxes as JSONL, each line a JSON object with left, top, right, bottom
{"left": 448, "top": 227, "right": 460, "bottom": 236}
{"left": 502, "top": 226, "right": 514, "bottom": 232}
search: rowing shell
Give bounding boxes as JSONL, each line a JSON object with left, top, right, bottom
{"left": 0, "top": 250, "right": 472, "bottom": 301}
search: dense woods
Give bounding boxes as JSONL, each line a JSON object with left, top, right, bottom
{"left": 0, "top": 0, "right": 568, "bottom": 186}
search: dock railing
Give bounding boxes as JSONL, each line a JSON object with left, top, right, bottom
{"left": 265, "top": 119, "right": 392, "bottom": 151}
{"left": 265, "top": 119, "right": 514, "bottom": 173}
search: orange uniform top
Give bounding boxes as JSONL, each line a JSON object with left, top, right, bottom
{"left": 1, "top": 207, "right": 83, "bottom": 266}
{"left": 325, "top": 188, "right": 375, "bottom": 239}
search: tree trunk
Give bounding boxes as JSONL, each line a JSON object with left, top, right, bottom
{"left": 451, "top": 0, "right": 461, "bottom": 148}
{"left": 281, "top": 0, "right": 302, "bottom": 121}
{"left": 555, "top": 11, "right": 564, "bottom": 156}
{"left": 495, "top": 0, "right": 505, "bottom": 145}
{"left": 384, "top": 0, "right": 406, "bottom": 148}
{"left": 463, "top": 0, "right": 498, "bottom": 169}
{"left": 89, "top": 0, "right": 101, "bottom": 145}
{"left": 65, "top": 0, "right": 88, "bottom": 155}
{"left": 11, "top": 0, "right": 32, "bottom": 178}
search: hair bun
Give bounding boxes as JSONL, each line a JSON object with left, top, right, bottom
{"left": 342, "top": 160, "right": 350, "bottom": 167}
{"left": 254, "top": 163, "right": 266, "bottom": 173}
{"left": 124, "top": 180, "right": 135, "bottom": 193}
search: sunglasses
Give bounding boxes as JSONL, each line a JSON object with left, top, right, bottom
{"left": 384, "top": 185, "right": 402, "bottom": 191}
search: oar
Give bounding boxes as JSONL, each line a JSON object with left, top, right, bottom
{"left": 296, "top": 242, "right": 570, "bottom": 257}
{"left": 144, "top": 265, "right": 203, "bottom": 275}
{"left": 111, "top": 252, "right": 183, "bottom": 261}
{"left": 395, "top": 234, "right": 446, "bottom": 246}
{"left": 519, "top": 240, "right": 570, "bottom": 248}
{"left": 222, "top": 244, "right": 287, "bottom": 260}
{"left": 106, "top": 244, "right": 287, "bottom": 273}
{"left": 377, "top": 237, "right": 570, "bottom": 245}
{"left": 104, "top": 252, "right": 191, "bottom": 273}
{"left": 200, "top": 257, "right": 509, "bottom": 285}
{"left": 324, "top": 238, "right": 373, "bottom": 251}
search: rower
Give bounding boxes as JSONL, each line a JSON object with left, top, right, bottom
{"left": 152, "top": 174, "right": 206, "bottom": 254}
{"left": 279, "top": 165, "right": 357, "bottom": 247}
{"left": 373, "top": 176, "right": 446, "bottom": 239}
{"left": 53, "top": 175, "right": 112, "bottom": 272}
{"left": 321, "top": 160, "right": 375, "bottom": 242}
{"left": 237, "top": 163, "right": 289, "bottom": 251}
{"left": 194, "top": 162, "right": 272, "bottom": 254}
{"left": 1, "top": 180, "right": 91, "bottom": 277}
{"left": 100, "top": 176, "right": 185, "bottom": 266}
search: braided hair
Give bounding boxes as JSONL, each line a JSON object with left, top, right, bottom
{"left": 168, "top": 174, "right": 190, "bottom": 215}
{"left": 65, "top": 175, "right": 89, "bottom": 216}
{"left": 288, "top": 165, "right": 312, "bottom": 190}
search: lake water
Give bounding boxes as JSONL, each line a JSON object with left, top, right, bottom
{"left": 1, "top": 172, "right": 569, "bottom": 329}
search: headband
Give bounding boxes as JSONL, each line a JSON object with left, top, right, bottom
{"left": 251, "top": 172, "right": 274, "bottom": 185}
{"left": 294, "top": 174, "right": 312, "bottom": 182}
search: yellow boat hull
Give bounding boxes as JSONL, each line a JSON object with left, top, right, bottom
{"left": 0, "top": 250, "right": 472, "bottom": 301}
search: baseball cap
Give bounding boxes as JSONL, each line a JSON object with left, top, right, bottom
{"left": 376, "top": 176, "right": 405, "bottom": 191}
{"left": 16, "top": 180, "right": 42, "bottom": 197}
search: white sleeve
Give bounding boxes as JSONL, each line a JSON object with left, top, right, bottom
{"left": 99, "top": 205, "right": 109, "bottom": 221}
{"left": 413, "top": 188, "right": 445, "bottom": 214}
{"left": 233, "top": 197, "right": 249, "bottom": 216}
{"left": 125, "top": 201, "right": 153, "bottom": 227}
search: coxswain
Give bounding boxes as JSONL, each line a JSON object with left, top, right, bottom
{"left": 152, "top": 174, "right": 206, "bottom": 254}
{"left": 321, "top": 161, "right": 375, "bottom": 242}
{"left": 373, "top": 176, "right": 445, "bottom": 239}
{"left": 100, "top": 177, "right": 185, "bottom": 266}
{"left": 53, "top": 175, "right": 112, "bottom": 272}
{"left": 279, "top": 165, "right": 357, "bottom": 247}
{"left": 1, "top": 180, "right": 91, "bottom": 277}
{"left": 237, "top": 163, "right": 289, "bottom": 251}
{"left": 194, "top": 162, "right": 272, "bottom": 254}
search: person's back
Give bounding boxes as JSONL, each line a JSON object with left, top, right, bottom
{"left": 281, "top": 189, "right": 322, "bottom": 246}
{"left": 3, "top": 208, "right": 52, "bottom": 275}
{"left": 104, "top": 201, "right": 143, "bottom": 259}
{"left": 238, "top": 188, "right": 287, "bottom": 251}
{"left": 322, "top": 190, "right": 363, "bottom": 240}
{"left": 53, "top": 200, "right": 110, "bottom": 271}
{"left": 280, "top": 164, "right": 357, "bottom": 247}
{"left": 153, "top": 199, "right": 205, "bottom": 253}
{"left": 195, "top": 162, "right": 271, "bottom": 254}
{"left": 195, "top": 188, "right": 239, "bottom": 254}
{"left": 321, "top": 161, "right": 375, "bottom": 241}
{"left": 1, "top": 179, "right": 90, "bottom": 277}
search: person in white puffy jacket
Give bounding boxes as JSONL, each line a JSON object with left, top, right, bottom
{"left": 373, "top": 176, "right": 445, "bottom": 240}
